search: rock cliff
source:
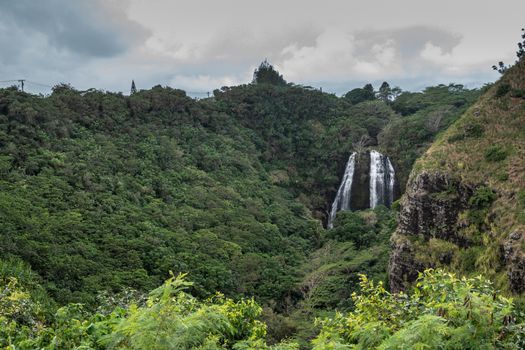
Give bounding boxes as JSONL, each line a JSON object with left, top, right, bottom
{"left": 389, "top": 171, "right": 474, "bottom": 292}
{"left": 389, "top": 58, "right": 525, "bottom": 294}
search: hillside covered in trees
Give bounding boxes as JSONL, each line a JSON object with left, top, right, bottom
{"left": 2, "top": 58, "right": 512, "bottom": 348}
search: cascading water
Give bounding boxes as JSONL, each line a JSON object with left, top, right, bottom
{"left": 327, "top": 152, "right": 356, "bottom": 229}
{"left": 328, "top": 150, "right": 396, "bottom": 228}
{"left": 369, "top": 150, "right": 396, "bottom": 209}
{"left": 386, "top": 158, "right": 395, "bottom": 207}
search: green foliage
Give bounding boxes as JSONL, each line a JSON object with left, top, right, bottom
{"left": 469, "top": 186, "right": 497, "bottom": 209}
{"left": 253, "top": 60, "right": 287, "bottom": 86}
{"left": 376, "top": 82, "right": 392, "bottom": 103}
{"left": 313, "top": 269, "right": 525, "bottom": 349}
{"left": 495, "top": 83, "right": 511, "bottom": 98}
{"left": 0, "top": 272, "right": 299, "bottom": 349}
{"left": 464, "top": 123, "right": 485, "bottom": 138}
{"left": 297, "top": 207, "right": 395, "bottom": 312}
{"left": 4, "top": 269, "right": 524, "bottom": 349}
{"left": 0, "top": 85, "right": 332, "bottom": 306}
{"left": 511, "top": 88, "right": 525, "bottom": 98}
{"left": 0, "top": 79, "right": 486, "bottom": 346}
{"left": 0, "top": 81, "right": 481, "bottom": 309}
{"left": 485, "top": 145, "right": 508, "bottom": 162}
{"left": 343, "top": 84, "right": 376, "bottom": 105}
{"left": 379, "top": 84, "right": 481, "bottom": 191}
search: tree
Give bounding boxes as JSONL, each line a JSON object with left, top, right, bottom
{"left": 252, "top": 59, "right": 287, "bottom": 85}
{"left": 493, "top": 27, "right": 525, "bottom": 74}
{"left": 344, "top": 83, "right": 376, "bottom": 104}
{"left": 377, "top": 81, "right": 392, "bottom": 102}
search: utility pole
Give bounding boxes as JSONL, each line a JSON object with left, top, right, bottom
{"left": 18, "top": 79, "right": 25, "bottom": 92}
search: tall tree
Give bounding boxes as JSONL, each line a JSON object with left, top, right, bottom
{"left": 252, "top": 59, "right": 286, "bottom": 86}
{"left": 377, "top": 81, "right": 392, "bottom": 102}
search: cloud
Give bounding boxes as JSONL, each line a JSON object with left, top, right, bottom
{"left": 0, "top": 0, "right": 149, "bottom": 58}
{"left": 277, "top": 26, "right": 462, "bottom": 83}
{"left": 169, "top": 74, "right": 246, "bottom": 92}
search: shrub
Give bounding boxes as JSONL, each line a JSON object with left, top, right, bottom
{"left": 495, "top": 83, "right": 511, "bottom": 98}
{"left": 464, "top": 123, "right": 484, "bottom": 138}
{"left": 391, "top": 199, "right": 401, "bottom": 212}
{"left": 447, "top": 133, "right": 465, "bottom": 143}
{"left": 485, "top": 145, "right": 508, "bottom": 162}
{"left": 469, "top": 186, "right": 497, "bottom": 209}
{"left": 511, "top": 88, "right": 525, "bottom": 98}
{"left": 448, "top": 123, "right": 483, "bottom": 143}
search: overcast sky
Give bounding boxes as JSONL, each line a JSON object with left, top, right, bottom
{"left": 0, "top": 0, "right": 523, "bottom": 96}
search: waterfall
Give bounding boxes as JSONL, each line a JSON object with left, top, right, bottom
{"left": 386, "top": 157, "right": 395, "bottom": 207}
{"left": 369, "top": 150, "right": 395, "bottom": 209}
{"left": 327, "top": 152, "right": 356, "bottom": 229}
{"left": 328, "top": 150, "right": 395, "bottom": 229}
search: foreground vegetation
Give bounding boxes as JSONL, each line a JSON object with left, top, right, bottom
{"left": 2, "top": 262, "right": 523, "bottom": 349}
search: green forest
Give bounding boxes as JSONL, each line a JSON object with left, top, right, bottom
{"left": 1, "top": 37, "right": 525, "bottom": 348}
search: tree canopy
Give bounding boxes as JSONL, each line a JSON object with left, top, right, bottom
{"left": 252, "top": 60, "right": 287, "bottom": 85}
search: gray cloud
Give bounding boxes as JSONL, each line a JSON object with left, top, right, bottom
{"left": 353, "top": 26, "right": 462, "bottom": 61}
{"left": 0, "top": 0, "right": 149, "bottom": 58}
{"left": 203, "top": 25, "right": 322, "bottom": 63}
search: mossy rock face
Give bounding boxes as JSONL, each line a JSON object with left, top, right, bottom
{"left": 390, "top": 171, "right": 476, "bottom": 291}
{"left": 503, "top": 231, "right": 525, "bottom": 294}
{"left": 398, "top": 171, "right": 475, "bottom": 245}
{"left": 350, "top": 151, "right": 371, "bottom": 210}
{"left": 388, "top": 232, "right": 424, "bottom": 293}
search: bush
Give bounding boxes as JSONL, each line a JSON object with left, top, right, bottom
{"left": 511, "top": 89, "right": 525, "bottom": 98}
{"left": 448, "top": 123, "right": 484, "bottom": 143}
{"left": 495, "top": 83, "right": 511, "bottom": 98}
{"left": 469, "top": 186, "right": 497, "bottom": 209}
{"left": 312, "top": 269, "right": 525, "bottom": 349}
{"left": 485, "top": 145, "right": 508, "bottom": 162}
{"left": 464, "top": 123, "right": 484, "bottom": 138}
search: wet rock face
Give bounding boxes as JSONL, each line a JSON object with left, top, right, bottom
{"left": 350, "top": 151, "right": 371, "bottom": 210}
{"left": 389, "top": 171, "right": 474, "bottom": 292}
{"left": 503, "top": 231, "right": 525, "bottom": 294}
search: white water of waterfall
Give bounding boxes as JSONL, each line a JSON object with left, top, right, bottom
{"left": 386, "top": 157, "right": 395, "bottom": 207}
{"left": 369, "top": 150, "right": 395, "bottom": 208}
{"left": 369, "top": 150, "right": 383, "bottom": 208}
{"left": 328, "top": 152, "right": 356, "bottom": 229}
